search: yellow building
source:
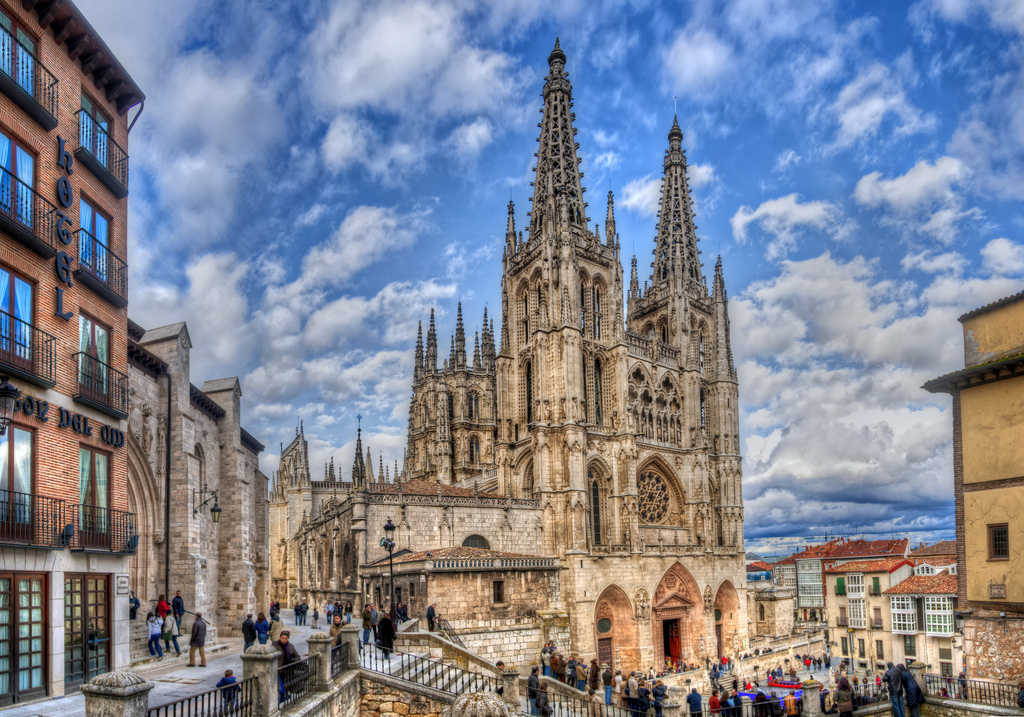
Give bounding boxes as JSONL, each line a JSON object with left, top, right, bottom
{"left": 924, "top": 289, "right": 1024, "bottom": 682}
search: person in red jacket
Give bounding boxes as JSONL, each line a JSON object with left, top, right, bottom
{"left": 710, "top": 689, "right": 722, "bottom": 715}
{"left": 157, "top": 594, "right": 171, "bottom": 620}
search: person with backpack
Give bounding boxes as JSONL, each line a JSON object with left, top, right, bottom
{"left": 885, "top": 662, "right": 905, "bottom": 717}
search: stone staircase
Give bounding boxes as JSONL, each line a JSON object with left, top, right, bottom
{"left": 128, "top": 616, "right": 228, "bottom": 669}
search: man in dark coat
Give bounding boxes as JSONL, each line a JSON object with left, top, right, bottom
{"left": 426, "top": 603, "right": 437, "bottom": 632}
{"left": 275, "top": 631, "right": 302, "bottom": 702}
{"left": 686, "top": 686, "right": 701, "bottom": 717}
{"left": 528, "top": 665, "right": 540, "bottom": 715}
{"left": 241, "top": 614, "right": 257, "bottom": 652}
{"left": 129, "top": 591, "right": 140, "bottom": 620}
{"left": 172, "top": 591, "right": 185, "bottom": 629}
{"left": 378, "top": 616, "right": 395, "bottom": 661}
{"left": 187, "top": 612, "right": 207, "bottom": 667}
{"left": 885, "top": 662, "right": 906, "bottom": 717}
{"left": 900, "top": 665, "right": 925, "bottom": 717}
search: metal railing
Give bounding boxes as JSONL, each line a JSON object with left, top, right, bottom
{"left": 68, "top": 504, "right": 138, "bottom": 553}
{"left": 0, "top": 308, "right": 56, "bottom": 385}
{"left": 76, "top": 110, "right": 129, "bottom": 192}
{"left": 535, "top": 680, "right": 633, "bottom": 717}
{"left": 435, "top": 618, "right": 467, "bottom": 649}
{"left": 74, "top": 352, "right": 129, "bottom": 417}
{"left": 75, "top": 228, "right": 128, "bottom": 304}
{"left": 0, "top": 490, "right": 65, "bottom": 547}
{"left": 823, "top": 681, "right": 888, "bottom": 711}
{"left": 148, "top": 676, "right": 255, "bottom": 716}
{"left": 362, "top": 642, "right": 499, "bottom": 696}
{"left": 871, "top": 620, "right": 883, "bottom": 629}
{"left": 330, "top": 641, "right": 349, "bottom": 678}
{"left": 279, "top": 654, "right": 320, "bottom": 708}
{"left": 925, "top": 674, "right": 1019, "bottom": 707}
{"left": 0, "top": 164, "right": 59, "bottom": 254}
{"left": 0, "top": 24, "right": 57, "bottom": 124}
{"left": 837, "top": 618, "right": 848, "bottom": 627}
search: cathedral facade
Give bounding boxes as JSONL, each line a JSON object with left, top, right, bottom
{"left": 274, "top": 40, "right": 747, "bottom": 672}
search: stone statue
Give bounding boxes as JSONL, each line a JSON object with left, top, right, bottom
{"left": 570, "top": 397, "right": 578, "bottom": 421}
{"left": 634, "top": 589, "right": 650, "bottom": 620}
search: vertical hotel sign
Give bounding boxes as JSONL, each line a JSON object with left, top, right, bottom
{"left": 54, "top": 136, "right": 75, "bottom": 321}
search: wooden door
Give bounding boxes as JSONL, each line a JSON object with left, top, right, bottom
{"left": 598, "top": 638, "right": 612, "bottom": 667}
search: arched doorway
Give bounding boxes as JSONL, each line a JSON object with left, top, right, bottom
{"left": 594, "top": 585, "right": 638, "bottom": 671}
{"left": 713, "top": 581, "right": 740, "bottom": 660}
{"left": 126, "top": 432, "right": 159, "bottom": 604}
{"left": 653, "top": 563, "right": 702, "bottom": 670}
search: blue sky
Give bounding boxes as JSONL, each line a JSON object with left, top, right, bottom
{"left": 83, "top": 0, "right": 1024, "bottom": 555}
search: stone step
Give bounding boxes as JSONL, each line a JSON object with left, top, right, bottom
{"left": 131, "top": 642, "right": 231, "bottom": 671}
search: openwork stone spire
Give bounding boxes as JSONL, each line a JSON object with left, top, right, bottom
{"left": 529, "top": 38, "right": 587, "bottom": 239}
{"left": 652, "top": 116, "right": 702, "bottom": 289}
{"left": 351, "top": 415, "right": 366, "bottom": 487}
{"left": 425, "top": 309, "right": 437, "bottom": 373}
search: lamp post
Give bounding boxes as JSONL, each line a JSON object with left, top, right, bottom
{"left": 0, "top": 376, "right": 21, "bottom": 436}
{"left": 192, "top": 487, "right": 221, "bottom": 523}
{"left": 847, "top": 627, "right": 855, "bottom": 679}
{"left": 381, "top": 517, "right": 396, "bottom": 621}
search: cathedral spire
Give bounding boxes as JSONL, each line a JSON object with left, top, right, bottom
{"left": 473, "top": 331, "right": 480, "bottom": 369}
{"left": 379, "top": 454, "right": 385, "bottom": 484}
{"left": 652, "top": 115, "right": 702, "bottom": 291}
{"left": 506, "top": 200, "right": 516, "bottom": 255}
{"left": 713, "top": 255, "right": 726, "bottom": 300}
{"left": 455, "top": 302, "right": 466, "bottom": 369}
{"left": 630, "top": 255, "right": 639, "bottom": 298}
{"left": 414, "top": 320, "right": 424, "bottom": 381}
{"left": 329, "top": 456, "right": 336, "bottom": 482}
{"left": 351, "top": 415, "right": 365, "bottom": 487}
{"left": 426, "top": 309, "right": 437, "bottom": 373}
{"left": 605, "top": 190, "right": 616, "bottom": 246}
{"left": 366, "top": 447, "right": 375, "bottom": 483}
{"left": 529, "top": 38, "right": 588, "bottom": 240}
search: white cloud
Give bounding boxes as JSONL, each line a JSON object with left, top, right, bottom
{"left": 621, "top": 175, "right": 662, "bottom": 218}
{"left": 449, "top": 119, "right": 494, "bottom": 159}
{"left": 322, "top": 114, "right": 374, "bottom": 172}
{"left": 900, "top": 250, "right": 964, "bottom": 275}
{"left": 774, "top": 150, "right": 801, "bottom": 173}
{"left": 981, "top": 237, "right": 1024, "bottom": 275}
{"left": 830, "top": 62, "right": 936, "bottom": 149}
{"left": 688, "top": 163, "right": 716, "bottom": 188}
{"left": 911, "top": 0, "right": 1024, "bottom": 35}
{"left": 297, "top": 204, "right": 329, "bottom": 227}
{"left": 731, "top": 194, "right": 854, "bottom": 260}
{"left": 662, "top": 29, "right": 735, "bottom": 97}
{"left": 853, "top": 157, "right": 976, "bottom": 242}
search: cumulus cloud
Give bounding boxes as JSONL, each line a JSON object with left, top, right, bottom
{"left": 774, "top": 150, "right": 801, "bottom": 173}
{"left": 853, "top": 157, "right": 977, "bottom": 242}
{"left": 731, "top": 194, "right": 854, "bottom": 259}
{"left": 981, "top": 237, "right": 1024, "bottom": 275}
{"left": 621, "top": 175, "right": 662, "bottom": 217}
{"left": 830, "top": 62, "right": 935, "bottom": 149}
{"left": 662, "top": 29, "right": 735, "bottom": 97}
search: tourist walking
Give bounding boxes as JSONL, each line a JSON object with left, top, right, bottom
{"left": 528, "top": 666, "right": 540, "bottom": 715}
{"left": 172, "top": 591, "right": 185, "bottom": 630}
{"left": 161, "top": 613, "right": 181, "bottom": 657}
{"left": 378, "top": 615, "right": 395, "bottom": 661}
{"left": 146, "top": 612, "right": 164, "bottom": 659}
{"left": 345, "top": 601, "right": 353, "bottom": 624}
{"left": 326, "top": 602, "right": 334, "bottom": 621}
{"left": 216, "top": 669, "right": 238, "bottom": 709}
{"left": 426, "top": 603, "right": 437, "bottom": 632}
{"left": 274, "top": 631, "right": 301, "bottom": 703}
{"left": 361, "top": 604, "right": 373, "bottom": 647}
{"left": 242, "top": 614, "right": 257, "bottom": 651}
{"left": 255, "top": 612, "right": 270, "bottom": 644}
{"left": 885, "top": 662, "right": 906, "bottom": 717}
{"left": 156, "top": 594, "right": 170, "bottom": 620}
{"left": 312, "top": 607, "right": 319, "bottom": 629}
{"left": 603, "top": 664, "right": 613, "bottom": 705}
{"left": 187, "top": 612, "right": 208, "bottom": 667}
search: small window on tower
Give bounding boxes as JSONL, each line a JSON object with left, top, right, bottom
{"left": 492, "top": 580, "right": 505, "bottom": 604}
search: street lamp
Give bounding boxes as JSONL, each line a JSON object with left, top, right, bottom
{"left": 380, "top": 517, "right": 396, "bottom": 621}
{"left": 0, "top": 376, "right": 21, "bottom": 436}
{"left": 193, "top": 487, "right": 221, "bottom": 523}
{"left": 847, "top": 627, "right": 855, "bottom": 678}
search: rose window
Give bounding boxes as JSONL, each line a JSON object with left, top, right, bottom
{"left": 638, "top": 472, "right": 669, "bottom": 524}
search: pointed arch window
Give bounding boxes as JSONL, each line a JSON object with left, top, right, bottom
{"left": 594, "top": 358, "right": 603, "bottom": 426}
{"left": 590, "top": 478, "right": 602, "bottom": 545}
{"left": 580, "top": 282, "right": 586, "bottom": 333}
{"left": 525, "top": 361, "right": 534, "bottom": 425}
{"left": 469, "top": 436, "right": 480, "bottom": 463}
{"left": 581, "top": 354, "right": 588, "bottom": 422}
{"left": 467, "top": 392, "right": 479, "bottom": 419}
{"left": 661, "top": 324, "right": 668, "bottom": 343}
{"left": 699, "top": 332, "right": 706, "bottom": 375}
{"left": 593, "top": 287, "right": 602, "bottom": 339}
{"left": 700, "top": 390, "right": 707, "bottom": 429}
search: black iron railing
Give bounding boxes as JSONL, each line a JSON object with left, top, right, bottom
{"left": 436, "top": 618, "right": 467, "bottom": 649}
{"left": 0, "top": 308, "right": 56, "bottom": 386}
{"left": 75, "top": 110, "right": 129, "bottom": 197}
{"left": 535, "top": 679, "right": 633, "bottom": 717}
{"left": 148, "top": 675, "right": 255, "bottom": 717}
{"left": 68, "top": 504, "right": 137, "bottom": 553}
{"left": 74, "top": 352, "right": 129, "bottom": 418}
{"left": 330, "top": 641, "right": 349, "bottom": 678}
{"left": 279, "top": 654, "right": 320, "bottom": 707}
{"left": 0, "top": 164, "right": 59, "bottom": 257}
{"left": 74, "top": 228, "right": 128, "bottom": 305}
{"left": 823, "top": 681, "right": 887, "bottom": 711}
{"left": 361, "top": 641, "right": 499, "bottom": 696}
{"left": 0, "top": 490, "right": 65, "bottom": 547}
{"left": 0, "top": 24, "right": 58, "bottom": 129}
{"left": 925, "top": 674, "right": 1018, "bottom": 707}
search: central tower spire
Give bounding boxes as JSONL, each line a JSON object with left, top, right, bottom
{"left": 652, "top": 116, "right": 702, "bottom": 290}
{"left": 529, "top": 38, "right": 588, "bottom": 240}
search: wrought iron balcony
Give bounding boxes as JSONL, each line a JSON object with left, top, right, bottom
{"left": 0, "top": 308, "right": 56, "bottom": 388}
{"left": 75, "top": 110, "right": 129, "bottom": 199}
{"left": 73, "top": 353, "right": 129, "bottom": 419}
{"left": 67, "top": 504, "right": 137, "bottom": 553}
{"left": 0, "top": 490, "right": 66, "bottom": 547}
{"left": 0, "top": 164, "right": 59, "bottom": 259}
{"left": 0, "top": 25, "right": 57, "bottom": 130}
{"left": 74, "top": 229, "right": 127, "bottom": 307}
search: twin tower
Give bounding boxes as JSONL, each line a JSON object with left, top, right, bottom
{"left": 405, "top": 39, "right": 741, "bottom": 557}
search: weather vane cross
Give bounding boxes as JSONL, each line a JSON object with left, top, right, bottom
{"left": 674, "top": 95, "right": 677, "bottom": 114}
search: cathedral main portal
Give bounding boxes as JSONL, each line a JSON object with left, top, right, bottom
{"left": 653, "top": 563, "right": 702, "bottom": 669}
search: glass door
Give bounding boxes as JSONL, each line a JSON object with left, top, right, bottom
{"left": 64, "top": 575, "right": 108, "bottom": 690}
{"left": 0, "top": 574, "right": 45, "bottom": 705}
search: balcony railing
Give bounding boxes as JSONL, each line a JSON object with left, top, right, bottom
{"left": 75, "top": 110, "right": 129, "bottom": 198}
{"left": 0, "top": 490, "right": 66, "bottom": 547}
{"left": 837, "top": 618, "right": 848, "bottom": 627}
{"left": 0, "top": 24, "right": 57, "bottom": 130}
{"left": 872, "top": 620, "right": 883, "bottom": 629}
{"left": 925, "top": 674, "right": 1019, "bottom": 708}
{"left": 0, "top": 164, "right": 59, "bottom": 259}
{"left": 67, "top": 504, "right": 137, "bottom": 553}
{"left": 73, "top": 353, "right": 129, "bottom": 419}
{"left": 0, "top": 308, "right": 56, "bottom": 388}
{"left": 74, "top": 229, "right": 128, "bottom": 307}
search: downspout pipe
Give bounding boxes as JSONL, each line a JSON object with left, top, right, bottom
{"left": 163, "top": 370, "right": 172, "bottom": 599}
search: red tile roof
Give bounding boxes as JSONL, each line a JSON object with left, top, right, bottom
{"left": 824, "top": 559, "right": 911, "bottom": 574}
{"left": 909, "top": 541, "right": 956, "bottom": 558}
{"left": 388, "top": 546, "right": 548, "bottom": 565}
{"left": 916, "top": 556, "right": 957, "bottom": 566}
{"left": 748, "top": 561, "right": 774, "bottom": 572}
{"left": 884, "top": 573, "right": 958, "bottom": 595}
{"left": 826, "top": 538, "right": 909, "bottom": 560}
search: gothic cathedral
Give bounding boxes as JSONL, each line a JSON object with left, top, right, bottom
{"left": 400, "top": 40, "right": 747, "bottom": 668}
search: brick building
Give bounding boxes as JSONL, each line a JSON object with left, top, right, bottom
{"left": 125, "top": 319, "right": 270, "bottom": 650}
{"left": 0, "top": 0, "right": 145, "bottom": 703}
{"left": 272, "top": 40, "right": 748, "bottom": 676}
{"left": 924, "top": 289, "right": 1024, "bottom": 682}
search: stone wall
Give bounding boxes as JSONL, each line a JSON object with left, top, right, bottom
{"left": 359, "top": 676, "right": 448, "bottom": 717}
{"left": 962, "top": 613, "right": 1024, "bottom": 682}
